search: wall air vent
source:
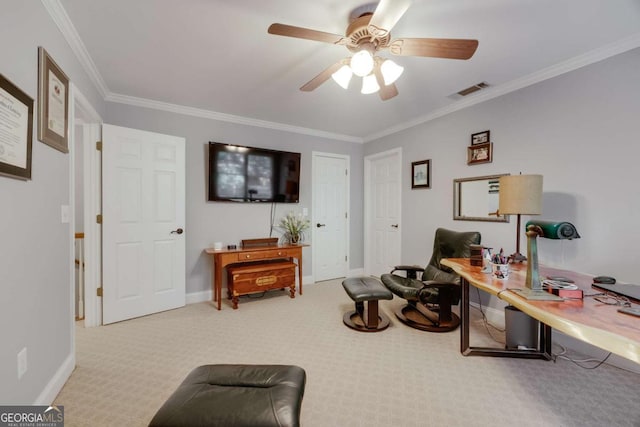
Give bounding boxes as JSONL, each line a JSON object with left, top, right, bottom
{"left": 448, "top": 82, "right": 490, "bottom": 100}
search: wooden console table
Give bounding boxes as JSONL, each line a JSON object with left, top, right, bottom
{"left": 441, "top": 258, "right": 640, "bottom": 363}
{"left": 204, "top": 244, "right": 307, "bottom": 310}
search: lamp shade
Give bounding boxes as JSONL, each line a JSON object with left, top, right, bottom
{"left": 380, "top": 59, "right": 404, "bottom": 85}
{"left": 498, "top": 175, "right": 543, "bottom": 215}
{"left": 350, "top": 50, "right": 374, "bottom": 77}
{"left": 331, "top": 65, "right": 352, "bottom": 89}
{"left": 361, "top": 73, "right": 380, "bottom": 94}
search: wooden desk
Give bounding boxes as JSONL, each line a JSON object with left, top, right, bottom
{"left": 204, "top": 244, "right": 306, "bottom": 310}
{"left": 441, "top": 258, "right": 640, "bottom": 363}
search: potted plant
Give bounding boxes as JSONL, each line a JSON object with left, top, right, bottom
{"left": 277, "top": 211, "right": 310, "bottom": 244}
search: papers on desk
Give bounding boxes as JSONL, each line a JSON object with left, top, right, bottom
{"left": 542, "top": 280, "right": 579, "bottom": 290}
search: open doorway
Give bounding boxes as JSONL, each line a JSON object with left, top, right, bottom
{"left": 70, "top": 84, "right": 102, "bottom": 329}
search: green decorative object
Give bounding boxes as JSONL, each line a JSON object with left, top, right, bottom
{"left": 524, "top": 220, "right": 580, "bottom": 240}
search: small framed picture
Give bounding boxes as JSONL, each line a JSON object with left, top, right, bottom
{"left": 467, "top": 143, "right": 493, "bottom": 165}
{"left": 411, "top": 159, "right": 431, "bottom": 189}
{"left": 38, "top": 47, "right": 69, "bottom": 153}
{"left": 471, "top": 130, "right": 490, "bottom": 145}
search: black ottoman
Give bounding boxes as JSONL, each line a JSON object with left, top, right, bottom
{"left": 149, "top": 364, "right": 306, "bottom": 427}
{"left": 342, "top": 277, "right": 393, "bottom": 332}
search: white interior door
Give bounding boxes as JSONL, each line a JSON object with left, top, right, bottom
{"left": 365, "top": 148, "right": 402, "bottom": 278}
{"left": 312, "top": 152, "right": 349, "bottom": 282}
{"left": 102, "top": 124, "right": 185, "bottom": 324}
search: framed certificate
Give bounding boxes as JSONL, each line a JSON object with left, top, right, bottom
{"left": 0, "top": 74, "right": 34, "bottom": 180}
{"left": 38, "top": 46, "right": 69, "bottom": 153}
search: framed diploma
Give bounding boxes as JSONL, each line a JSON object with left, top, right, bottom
{"left": 38, "top": 46, "right": 69, "bottom": 153}
{"left": 0, "top": 74, "right": 34, "bottom": 180}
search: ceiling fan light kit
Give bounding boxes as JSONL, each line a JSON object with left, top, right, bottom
{"left": 268, "top": 0, "right": 478, "bottom": 101}
{"left": 350, "top": 49, "right": 375, "bottom": 76}
{"left": 331, "top": 65, "right": 353, "bottom": 89}
{"left": 361, "top": 73, "right": 380, "bottom": 94}
{"left": 380, "top": 58, "right": 404, "bottom": 85}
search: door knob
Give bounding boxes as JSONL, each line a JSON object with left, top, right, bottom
{"left": 316, "top": 223, "right": 326, "bottom": 228}
{"left": 391, "top": 224, "right": 399, "bottom": 228}
{"left": 171, "top": 228, "right": 184, "bottom": 235}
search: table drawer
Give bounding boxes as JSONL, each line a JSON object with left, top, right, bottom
{"left": 236, "top": 249, "right": 290, "bottom": 261}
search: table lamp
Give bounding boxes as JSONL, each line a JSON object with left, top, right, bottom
{"left": 512, "top": 220, "right": 580, "bottom": 300}
{"left": 498, "top": 174, "right": 543, "bottom": 263}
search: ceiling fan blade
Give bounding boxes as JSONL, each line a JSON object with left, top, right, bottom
{"left": 389, "top": 38, "right": 479, "bottom": 59}
{"left": 300, "top": 60, "right": 345, "bottom": 92}
{"left": 373, "top": 63, "right": 399, "bottom": 101}
{"left": 368, "top": 0, "right": 412, "bottom": 38}
{"left": 268, "top": 23, "right": 348, "bottom": 45}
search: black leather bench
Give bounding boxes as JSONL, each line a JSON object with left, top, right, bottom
{"left": 149, "top": 364, "right": 306, "bottom": 427}
{"left": 342, "top": 277, "right": 393, "bottom": 332}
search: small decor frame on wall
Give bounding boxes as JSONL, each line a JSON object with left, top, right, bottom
{"left": 0, "top": 74, "right": 34, "bottom": 180}
{"left": 467, "top": 143, "right": 493, "bottom": 165}
{"left": 471, "top": 130, "right": 490, "bottom": 145}
{"left": 411, "top": 159, "right": 431, "bottom": 189}
{"left": 38, "top": 46, "right": 69, "bottom": 153}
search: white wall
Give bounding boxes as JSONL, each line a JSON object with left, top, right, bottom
{"left": 365, "top": 48, "right": 640, "bottom": 323}
{"left": 364, "top": 48, "right": 640, "bottom": 367}
{"left": 365, "top": 48, "right": 640, "bottom": 284}
{"left": 104, "top": 104, "right": 365, "bottom": 295}
{"left": 0, "top": 2, "right": 105, "bottom": 404}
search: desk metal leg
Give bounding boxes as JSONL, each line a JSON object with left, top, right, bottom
{"left": 460, "top": 278, "right": 552, "bottom": 360}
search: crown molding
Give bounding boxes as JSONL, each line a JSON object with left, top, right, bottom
{"left": 363, "top": 32, "right": 640, "bottom": 142}
{"left": 42, "top": 0, "right": 109, "bottom": 98}
{"left": 44, "top": 0, "right": 638, "bottom": 145}
{"left": 105, "top": 93, "right": 363, "bottom": 143}
{"left": 44, "top": 0, "right": 361, "bottom": 143}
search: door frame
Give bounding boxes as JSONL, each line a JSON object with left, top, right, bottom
{"left": 363, "top": 147, "right": 402, "bottom": 276}
{"left": 69, "top": 83, "right": 103, "bottom": 328}
{"left": 311, "top": 151, "right": 350, "bottom": 282}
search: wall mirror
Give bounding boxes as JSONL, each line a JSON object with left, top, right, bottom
{"left": 453, "top": 174, "right": 509, "bottom": 222}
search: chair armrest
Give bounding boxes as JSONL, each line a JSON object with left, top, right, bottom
{"left": 417, "top": 280, "right": 461, "bottom": 305}
{"left": 390, "top": 265, "right": 425, "bottom": 275}
{"left": 420, "top": 280, "right": 457, "bottom": 290}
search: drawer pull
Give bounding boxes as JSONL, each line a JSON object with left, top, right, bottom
{"left": 245, "top": 254, "right": 251, "bottom": 259}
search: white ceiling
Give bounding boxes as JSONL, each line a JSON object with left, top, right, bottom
{"left": 55, "top": 0, "right": 640, "bottom": 142}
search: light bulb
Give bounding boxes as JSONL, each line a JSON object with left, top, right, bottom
{"left": 331, "top": 65, "right": 352, "bottom": 89}
{"left": 350, "top": 50, "right": 374, "bottom": 77}
{"left": 380, "top": 59, "right": 404, "bottom": 85}
{"left": 361, "top": 73, "right": 380, "bottom": 94}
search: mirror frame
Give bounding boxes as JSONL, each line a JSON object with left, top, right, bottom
{"left": 453, "top": 174, "right": 510, "bottom": 222}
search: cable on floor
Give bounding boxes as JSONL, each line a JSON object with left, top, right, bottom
{"left": 472, "top": 287, "right": 506, "bottom": 344}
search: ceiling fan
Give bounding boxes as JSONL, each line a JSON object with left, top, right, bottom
{"left": 268, "top": 0, "right": 478, "bottom": 101}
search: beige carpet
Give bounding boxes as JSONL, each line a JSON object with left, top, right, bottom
{"left": 55, "top": 280, "right": 640, "bottom": 426}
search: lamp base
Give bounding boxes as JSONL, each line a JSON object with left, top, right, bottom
{"left": 508, "top": 252, "right": 527, "bottom": 263}
{"left": 511, "top": 288, "right": 563, "bottom": 301}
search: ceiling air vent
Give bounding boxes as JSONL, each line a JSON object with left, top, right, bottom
{"left": 448, "top": 82, "right": 490, "bottom": 99}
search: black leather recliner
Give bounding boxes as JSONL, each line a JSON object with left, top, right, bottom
{"left": 381, "top": 228, "right": 481, "bottom": 332}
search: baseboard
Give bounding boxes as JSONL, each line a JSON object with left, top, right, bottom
{"left": 186, "top": 289, "right": 212, "bottom": 304}
{"left": 348, "top": 268, "right": 365, "bottom": 277}
{"left": 35, "top": 352, "right": 75, "bottom": 405}
{"left": 469, "top": 301, "right": 505, "bottom": 329}
{"left": 186, "top": 274, "right": 315, "bottom": 305}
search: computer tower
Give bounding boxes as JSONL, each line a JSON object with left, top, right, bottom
{"left": 505, "top": 305, "right": 538, "bottom": 349}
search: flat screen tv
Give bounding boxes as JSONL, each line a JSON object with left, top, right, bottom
{"left": 208, "top": 142, "right": 300, "bottom": 203}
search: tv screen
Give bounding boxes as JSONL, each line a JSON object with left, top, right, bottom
{"left": 208, "top": 142, "right": 300, "bottom": 203}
